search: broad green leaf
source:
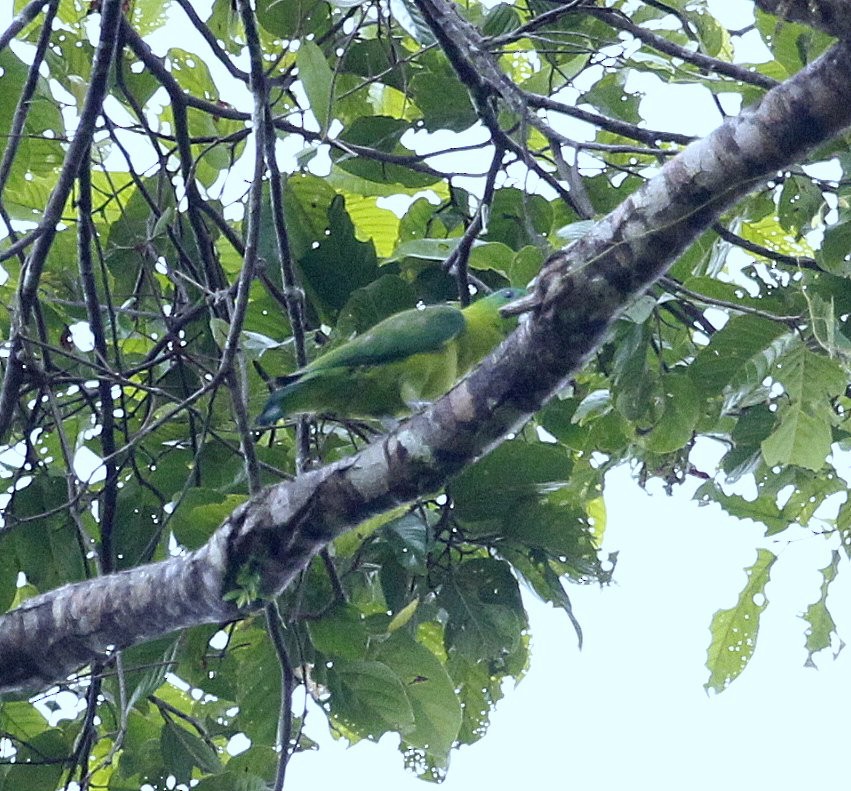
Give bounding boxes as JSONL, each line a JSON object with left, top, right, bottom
{"left": 297, "top": 40, "right": 334, "bottom": 133}
{"left": 611, "top": 320, "right": 656, "bottom": 421}
{"left": 818, "top": 218, "right": 851, "bottom": 276}
{"left": 336, "top": 275, "right": 416, "bottom": 337}
{"left": 690, "top": 315, "right": 788, "bottom": 398}
{"left": 0, "top": 729, "right": 69, "bottom": 790}
{"left": 447, "top": 652, "right": 505, "bottom": 746}
{"left": 170, "top": 490, "right": 248, "bottom": 550}
{"left": 705, "top": 548, "right": 776, "bottom": 693}
{"left": 116, "top": 636, "right": 181, "bottom": 712}
{"left": 0, "top": 700, "right": 50, "bottom": 740}
{"left": 449, "top": 441, "right": 572, "bottom": 523}
{"left": 327, "top": 660, "right": 416, "bottom": 740}
{"left": 373, "top": 631, "right": 462, "bottom": 779}
{"left": 345, "top": 196, "right": 403, "bottom": 257}
{"left": 160, "top": 721, "right": 222, "bottom": 784}
{"left": 643, "top": 372, "right": 700, "bottom": 453}
{"left": 0, "top": 550, "right": 16, "bottom": 613}
{"left": 773, "top": 341, "right": 848, "bottom": 403}
{"left": 290, "top": 193, "right": 380, "bottom": 322}
{"left": 309, "top": 604, "right": 371, "bottom": 660}
{"left": 438, "top": 558, "right": 527, "bottom": 661}
{"left": 333, "top": 116, "right": 438, "bottom": 188}
{"left": 382, "top": 512, "right": 429, "bottom": 573}
{"left": 778, "top": 174, "right": 823, "bottom": 233}
{"left": 117, "top": 709, "right": 168, "bottom": 782}
{"left": 235, "top": 626, "right": 286, "bottom": 744}
{"left": 10, "top": 476, "right": 86, "bottom": 591}
{"left": 408, "top": 54, "right": 476, "bottom": 132}
{"left": 759, "top": 341, "right": 845, "bottom": 471}
{"left": 761, "top": 403, "right": 832, "bottom": 471}
{"left": 503, "top": 548, "right": 584, "bottom": 645}
{"left": 738, "top": 214, "right": 814, "bottom": 258}
{"left": 390, "top": 0, "right": 436, "bottom": 45}
{"left": 482, "top": 3, "right": 521, "bottom": 36}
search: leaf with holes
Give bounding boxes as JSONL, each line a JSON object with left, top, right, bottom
{"left": 705, "top": 548, "right": 776, "bottom": 693}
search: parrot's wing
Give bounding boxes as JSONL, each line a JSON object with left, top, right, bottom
{"left": 306, "top": 304, "right": 466, "bottom": 372}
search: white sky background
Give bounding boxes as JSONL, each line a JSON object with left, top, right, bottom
{"left": 4, "top": 1, "right": 851, "bottom": 788}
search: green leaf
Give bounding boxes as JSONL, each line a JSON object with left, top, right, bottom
{"left": 485, "top": 188, "right": 554, "bottom": 250}
{"left": 408, "top": 53, "right": 475, "bottom": 132}
{"left": 818, "top": 218, "right": 851, "bottom": 276}
{"left": 774, "top": 340, "right": 848, "bottom": 402}
{"left": 382, "top": 512, "right": 429, "bottom": 573}
{"left": 10, "top": 476, "right": 86, "bottom": 591}
{"left": 288, "top": 192, "right": 380, "bottom": 322}
{"left": 761, "top": 404, "right": 832, "bottom": 471}
{"left": 705, "top": 548, "right": 776, "bottom": 693}
{"left": 438, "top": 558, "right": 527, "bottom": 661}
{"left": 235, "top": 626, "right": 285, "bottom": 744}
{"left": 0, "top": 700, "right": 50, "bottom": 740}
{"left": 0, "top": 549, "right": 16, "bottom": 613}
{"left": 643, "top": 372, "right": 700, "bottom": 453}
{"left": 482, "top": 3, "right": 521, "bottom": 36}
{"left": 778, "top": 174, "right": 823, "bottom": 233}
{"left": 309, "top": 604, "right": 371, "bottom": 660}
{"left": 297, "top": 40, "right": 334, "bottom": 133}
{"left": 160, "top": 720, "right": 222, "bottom": 784}
{"left": 336, "top": 275, "right": 416, "bottom": 337}
{"left": 390, "top": 0, "right": 436, "bottom": 45}
{"left": 690, "top": 315, "right": 788, "bottom": 398}
{"left": 170, "top": 490, "right": 248, "bottom": 550}
{"left": 695, "top": 481, "right": 788, "bottom": 534}
{"left": 117, "top": 709, "right": 167, "bottom": 782}
{"left": 803, "top": 550, "right": 843, "bottom": 667}
{"left": 373, "top": 631, "right": 462, "bottom": 779}
{"left": 447, "top": 652, "right": 504, "bottom": 746}
{"left": 759, "top": 341, "right": 844, "bottom": 470}
{"left": 450, "top": 441, "right": 572, "bottom": 522}
{"left": 503, "top": 548, "right": 584, "bottom": 645}
{"left": 327, "top": 660, "right": 416, "bottom": 740}
{"left": 118, "top": 636, "right": 181, "bottom": 711}
{"left": 611, "top": 320, "right": 655, "bottom": 422}
{"left": 0, "top": 729, "right": 69, "bottom": 790}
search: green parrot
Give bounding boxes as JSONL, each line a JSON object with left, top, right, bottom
{"left": 257, "top": 287, "right": 527, "bottom": 425}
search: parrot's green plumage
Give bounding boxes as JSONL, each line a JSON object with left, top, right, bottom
{"left": 257, "top": 287, "right": 527, "bottom": 424}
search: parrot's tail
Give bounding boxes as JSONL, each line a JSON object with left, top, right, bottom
{"left": 256, "top": 374, "right": 302, "bottom": 426}
{"left": 256, "top": 401, "right": 284, "bottom": 427}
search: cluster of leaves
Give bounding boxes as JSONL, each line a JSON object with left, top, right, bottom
{"left": 0, "top": 0, "right": 850, "bottom": 787}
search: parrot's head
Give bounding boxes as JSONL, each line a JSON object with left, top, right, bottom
{"left": 465, "top": 287, "right": 529, "bottom": 332}
{"left": 479, "top": 286, "right": 528, "bottom": 310}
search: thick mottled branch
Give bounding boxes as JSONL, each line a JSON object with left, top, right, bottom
{"left": 2, "top": 36, "right": 851, "bottom": 697}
